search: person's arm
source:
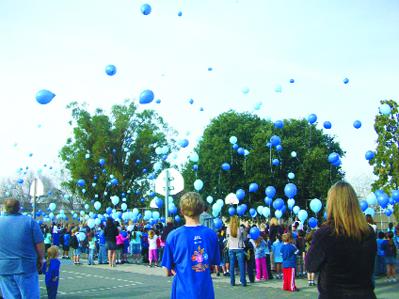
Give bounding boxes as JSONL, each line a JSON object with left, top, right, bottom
{"left": 35, "top": 242, "right": 45, "bottom": 272}
{"left": 305, "top": 229, "right": 326, "bottom": 273}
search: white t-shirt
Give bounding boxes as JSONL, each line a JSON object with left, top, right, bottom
{"left": 52, "top": 226, "right": 59, "bottom": 234}
{"left": 148, "top": 235, "right": 158, "bottom": 250}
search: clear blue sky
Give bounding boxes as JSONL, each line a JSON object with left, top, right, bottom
{"left": 0, "top": 0, "right": 398, "bottom": 184}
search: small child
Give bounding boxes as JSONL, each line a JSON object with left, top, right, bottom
{"left": 43, "top": 245, "right": 61, "bottom": 299}
{"left": 376, "top": 231, "right": 386, "bottom": 276}
{"left": 88, "top": 231, "right": 97, "bottom": 265}
{"left": 44, "top": 228, "right": 52, "bottom": 256}
{"left": 253, "top": 236, "right": 268, "bottom": 280}
{"left": 62, "top": 229, "right": 71, "bottom": 259}
{"left": 148, "top": 230, "right": 159, "bottom": 267}
{"left": 264, "top": 234, "right": 273, "bottom": 280}
{"left": 70, "top": 228, "right": 80, "bottom": 265}
{"left": 116, "top": 229, "right": 127, "bottom": 264}
{"left": 272, "top": 234, "right": 283, "bottom": 279}
{"left": 382, "top": 232, "right": 397, "bottom": 282}
{"left": 281, "top": 233, "right": 299, "bottom": 292}
{"left": 130, "top": 228, "right": 142, "bottom": 263}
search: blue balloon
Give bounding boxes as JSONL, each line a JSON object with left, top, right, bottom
{"left": 359, "top": 200, "right": 368, "bottom": 212}
{"left": 228, "top": 206, "right": 236, "bottom": 216}
{"left": 364, "top": 207, "right": 375, "bottom": 217}
{"left": 328, "top": 152, "right": 340, "bottom": 164}
{"left": 309, "top": 198, "right": 322, "bottom": 214}
{"left": 308, "top": 217, "right": 318, "bottom": 228}
{"left": 141, "top": 3, "right": 152, "bottom": 15}
{"left": 155, "top": 197, "right": 163, "bottom": 208}
{"left": 221, "top": 163, "right": 231, "bottom": 171}
{"left": 106, "top": 207, "right": 112, "bottom": 215}
{"left": 249, "top": 208, "right": 257, "bottom": 218}
{"left": 275, "top": 145, "right": 283, "bottom": 152}
{"left": 265, "top": 186, "right": 276, "bottom": 198}
{"left": 284, "top": 183, "right": 297, "bottom": 198}
{"left": 192, "top": 164, "right": 199, "bottom": 171}
{"left": 139, "top": 90, "right": 154, "bottom": 104}
{"left": 174, "top": 215, "right": 181, "bottom": 223}
{"left": 274, "top": 120, "right": 284, "bottom": 129}
{"left": 264, "top": 197, "right": 272, "bottom": 206}
{"left": 391, "top": 190, "right": 399, "bottom": 202}
{"left": 237, "top": 205, "right": 245, "bottom": 216}
{"left": 17, "top": 178, "right": 24, "bottom": 185}
{"left": 194, "top": 179, "right": 204, "bottom": 191}
{"left": 298, "top": 209, "right": 308, "bottom": 222}
{"left": 229, "top": 136, "right": 238, "bottom": 144}
{"left": 155, "top": 99, "right": 161, "bottom": 104}
{"left": 236, "top": 189, "right": 246, "bottom": 201}
{"left": 232, "top": 144, "right": 239, "bottom": 150}
{"left": 288, "top": 172, "right": 295, "bottom": 180}
{"left": 111, "top": 178, "right": 118, "bottom": 186}
{"left": 105, "top": 65, "right": 117, "bottom": 76}
{"left": 178, "top": 11, "right": 183, "bottom": 17}
{"left": 237, "top": 147, "right": 245, "bottom": 155}
{"left": 249, "top": 183, "right": 259, "bottom": 193}
{"left": 99, "top": 158, "right": 106, "bottom": 166}
{"left": 323, "top": 121, "right": 332, "bottom": 129}
{"left": 353, "top": 120, "right": 362, "bottom": 129}
{"left": 289, "top": 79, "right": 295, "bottom": 83}
{"left": 178, "top": 139, "right": 189, "bottom": 148}
{"left": 36, "top": 89, "right": 55, "bottom": 105}
{"left": 77, "top": 179, "right": 85, "bottom": 187}
{"left": 379, "top": 103, "right": 391, "bottom": 115}
{"left": 365, "top": 151, "right": 375, "bottom": 161}
{"left": 250, "top": 227, "right": 260, "bottom": 239}
{"left": 273, "top": 198, "right": 284, "bottom": 210}
{"left": 307, "top": 113, "right": 317, "bottom": 124}
{"left": 385, "top": 209, "right": 393, "bottom": 217}
{"left": 343, "top": 77, "right": 349, "bottom": 84}
{"left": 213, "top": 218, "right": 223, "bottom": 230}
{"left": 377, "top": 192, "right": 389, "bottom": 208}
{"left": 272, "top": 159, "right": 280, "bottom": 166}
{"left": 270, "top": 135, "right": 281, "bottom": 147}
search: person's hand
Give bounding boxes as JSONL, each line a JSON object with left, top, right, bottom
{"left": 170, "top": 269, "right": 176, "bottom": 276}
{"left": 37, "top": 257, "right": 45, "bottom": 273}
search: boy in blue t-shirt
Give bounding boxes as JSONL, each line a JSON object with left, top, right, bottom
{"left": 376, "top": 231, "right": 386, "bottom": 276}
{"left": 162, "top": 192, "right": 220, "bottom": 299}
{"left": 281, "top": 233, "right": 299, "bottom": 292}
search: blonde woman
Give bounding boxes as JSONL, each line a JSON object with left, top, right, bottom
{"left": 306, "top": 181, "right": 377, "bottom": 299}
{"left": 226, "top": 216, "right": 247, "bottom": 286}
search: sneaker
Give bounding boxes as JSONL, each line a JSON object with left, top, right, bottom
{"left": 294, "top": 288, "right": 300, "bottom": 292}
{"left": 308, "top": 281, "right": 312, "bottom": 286}
{"left": 217, "top": 272, "right": 220, "bottom": 277}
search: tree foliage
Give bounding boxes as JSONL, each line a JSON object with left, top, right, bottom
{"left": 182, "top": 111, "right": 344, "bottom": 212}
{"left": 369, "top": 99, "right": 399, "bottom": 220}
{"left": 60, "top": 101, "right": 173, "bottom": 211}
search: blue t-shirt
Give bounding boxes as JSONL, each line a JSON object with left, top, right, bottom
{"left": 281, "top": 243, "right": 297, "bottom": 268}
{"left": 377, "top": 238, "right": 386, "bottom": 256}
{"left": 63, "top": 233, "right": 70, "bottom": 246}
{"left": 272, "top": 240, "right": 283, "bottom": 263}
{"left": 0, "top": 213, "right": 44, "bottom": 275}
{"left": 162, "top": 225, "right": 220, "bottom": 299}
{"left": 43, "top": 259, "right": 61, "bottom": 287}
{"left": 254, "top": 240, "right": 267, "bottom": 259}
{"left": 97, "top": 230, "right": 106, "bottom": 245}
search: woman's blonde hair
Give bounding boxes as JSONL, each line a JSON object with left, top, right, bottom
{"left": 46, "top": 246, "right": 59, "bottom": 271}
{"left": 229, "top": 216, "right": 239, "bottom": 238}
{"left": 326, "top": 181, "right": 370, "bottom": 240}
{"left": 269, "top": 217, "right": 278, "bottom": 226}
{"left": 180, "top": 192, "right": 205, "bottom": 217}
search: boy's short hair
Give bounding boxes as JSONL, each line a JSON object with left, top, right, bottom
{"left": 282, "top": 233, "right": 292, "bottom": 243}
{"left": 179, "top": 192, "right": 205, "bottom": 217}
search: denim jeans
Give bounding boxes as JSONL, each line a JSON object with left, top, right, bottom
{"left": 88, "top": 248, "right": 95, "bottom": 265}
{"left": 0, "top": 272, "right": 40, "bottom": 299}
{"left": 98, "top": 244, "right": 107, "bottom": 264}
{"left": 46, "top": 285, "right": 58, "bottom": 299}
{"left": 229, "top": 249, "right": 246, "bottom": 286}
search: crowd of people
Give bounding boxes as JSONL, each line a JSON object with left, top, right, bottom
{"left": 0, "top": 182, "right": 398, "bottom": 299}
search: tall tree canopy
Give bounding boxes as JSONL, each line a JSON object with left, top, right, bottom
{"left": 182, "top": 111, "right": 344, "bottom": 212}
{"left": 369, "top": 99, "right": 399, "bottom": 220}
{"left": 60, "top": 101, "right": 173, "bottom": 211}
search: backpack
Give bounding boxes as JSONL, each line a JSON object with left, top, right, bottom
{"left": 70, "top": 235, "right": 78, "bottom": 248}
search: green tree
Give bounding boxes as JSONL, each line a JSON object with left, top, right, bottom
{"left": 182, "top": 111, "right": 344, "bottom": 215}
{"left": 60, "top": 100, "right": 173, "bottom": 211}
{"left": 369, "top": 99, "right": 399, "bottom": 220}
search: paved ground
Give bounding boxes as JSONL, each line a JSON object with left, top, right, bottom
{"left": 39, "top": 259, "right": 399, "bottom": 299}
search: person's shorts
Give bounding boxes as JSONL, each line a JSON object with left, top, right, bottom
{"left": 63, "top": 245, "right": 70, "bottom": 251}
{"left": 106, "top": 241, "right": 117, "bottom": 251}
{"left": 117, "top": 244, "right": 124, "bottom": 251}
{"left": 73, "top": 248, "right": 81, "bottom": 256}
{"left": 385, "top": 256, "right": 396, "bottom": 265}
